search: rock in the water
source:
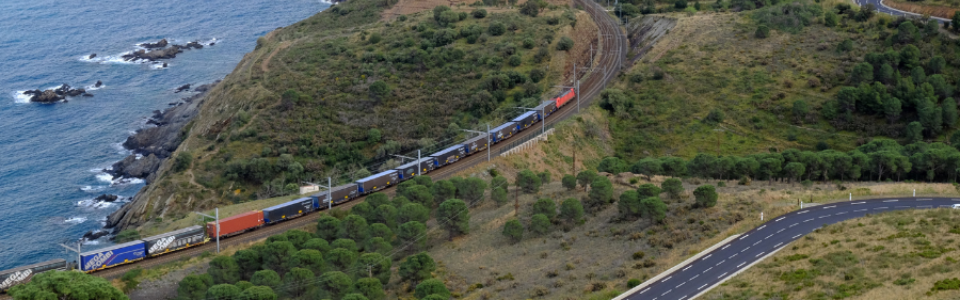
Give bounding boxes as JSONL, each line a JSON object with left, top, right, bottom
{"left": 139, "top": 39, "right": 168, "bottom": 49}
{"left": 110, "top": 153, "right": 162, "bottom": 179}
{"left": 88, "top": 53, "right": 97, "bottom": 59}
{"left": 209, "top": 42, "right": 215, "bottom": 46}
{"left": 33, "top": 90, "right": 63, "bottom": 103}
{"left": 25, "top": 84, "right": 91, "bottom": 103}
{"left": 95, "top": 80, "right": 103, "bottom": 88}
{"left": 82, "top": 230, "right": 110, "bottom": 240}
{"left": 162, "top": 62, "right": 168, "bottom": 68}
{"left": 121, "top": 45, "right": 182, "bottom": 62}
{"left": 175, "top": 84, "right": 191, "bottom": 93}
{"left": 94, "top": 194, "right": 119, "bottom": 202}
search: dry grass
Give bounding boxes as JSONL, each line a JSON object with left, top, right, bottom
{"left": 886, "top": 0, "right": 960, "bottom": 18}
{"left": 382, "top": 0, "right": 575, "bottom": 20}
{"left": 704, "top": 208, "right": 960, "bottom": 300}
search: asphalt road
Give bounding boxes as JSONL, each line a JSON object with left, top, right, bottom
{"left": 621, "top": 197, "right": 960, "bottom": 300}
{"left": 81, "top": 0, "right": 626, "bottom": 281}
{"left": 855, "top": 0, "right": 950, "bottom": 22}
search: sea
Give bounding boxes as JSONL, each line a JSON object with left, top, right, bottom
{"left": 0, "top": 0, "right": 328, "bottom": 270}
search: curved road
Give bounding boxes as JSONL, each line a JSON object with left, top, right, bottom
{"left": 855, "top": 0, "right": 950, "bottom": 22}
{"left": 85, "top": 0, "right": 626, "bottom": 280}
{"left": 619, "top": 197, "right": 960, "bottom": 300}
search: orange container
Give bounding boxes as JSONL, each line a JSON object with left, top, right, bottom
{"left": 207, "top": 211, "right": 263, "bottom": 238}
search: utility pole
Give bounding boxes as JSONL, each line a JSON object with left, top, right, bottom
{"left": 514, "top": 186, "right": 520, "bottom": 216}
{"left": 60, "top": 239, "right": 82, "bottom": 271}
{"left": 574, "top": 63, "right": 579, "bottom": 113}
{"left": 309, "top": 177, "right": 335, "bottom": 210}
{"left": 195, "top": 208, "right": 220, "bottom": 253}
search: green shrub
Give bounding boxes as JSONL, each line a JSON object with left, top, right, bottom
{"left": 472, "top": 8, "right": 487, "bottom": 18}
{"left": 557, "top": 36, "right": 574, "bottom": 51}
{"left": 488, "top": 22, "right": 506, "bottom": 36}
{"left": 627, "top": 278, "right": 642, "bottom": 288}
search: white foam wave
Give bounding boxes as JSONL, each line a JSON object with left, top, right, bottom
{"left": 79, "top": 53, "right": 148, "bottom": 65}
{"left": 82, "top": 239, "right": 101, "bottom": 245}
{"left": 96, "top": 173, "right": 114, "bottom": 183}
{"left": 80, "top": 185, "right": 107, "bottom": 192}
{"left": 77, "top": 199, "right": 114, "bottom": 209}
{"left": 85, "top": 84, "right": 105, "bottom": 91}
{"left": 64, "top": 217, "right": 87, "bottom": 224}
{"left": 12, "top": 91, "right": 31, "bottom": 104}
{"left": 150, "top": 62, "right": 168, "bottom": 70}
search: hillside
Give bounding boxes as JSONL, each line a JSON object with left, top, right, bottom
{"left": 108, "top": 0, "right": 598, "bottom": 230}
{"left": 702, "top": 208, "right": 960, "bottom": 300}
{"left": 601, "top": 0, "right": 960, "bottom": 162}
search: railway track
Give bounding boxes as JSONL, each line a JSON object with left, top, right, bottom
{"left": 92, "top": 0, "right": 625, "bottom": 280}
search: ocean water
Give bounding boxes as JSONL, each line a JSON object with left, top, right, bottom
{"left": 0, "top": 0, "right": 328, "bottom": 270}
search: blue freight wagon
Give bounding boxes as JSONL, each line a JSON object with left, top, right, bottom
{"left": 489, "top": 122, "right": 517, "bottom": 143}
{"left": 80, "top": 240, "right": 146, "bottom": 272}
{"left": 143, "top": 225, "right": 207, "bottom": 257}
{"left": 310, "top": 184, "right": 359, "bottom": 208}
{"left": 357, "top": 170, "right": 398, "bottom": 194}
{"left": 512, "top": 111, "right": 540, "bottom": 131}
{"left": 430, "top": 145, "right": 466, "bottom": 167}
{"left": 463, "top": 134, "right": 489, "bottom": 155}
{"left": 396, "top": 157, "right": 436, "bottom": 181}
{"left": 263, "top": 197, "right": 316, "bottom": 223}
{"left": 534, "top": 100, "right": 557, "bottom": 118}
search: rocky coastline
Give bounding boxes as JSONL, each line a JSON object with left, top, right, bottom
{"left": 22, "top": 83, "right": 95, "bottom": 103}
{"left": 120, "top": 39, "right": 213, "bottom": 62}
{"left": 103, "top": 81, "right": 218, "bottom": 231}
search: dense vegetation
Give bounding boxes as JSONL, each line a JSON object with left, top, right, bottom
{"left": 8, "top": 270, "right": 128, "bottom": 300}
{"left": 178, "top": 0, "right": 583, "bottom": 202}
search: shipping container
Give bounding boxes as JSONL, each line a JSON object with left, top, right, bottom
{"left": 263, "top": 197, "right": 316, "bottom": 223}
{"left": 396, "top": 157, "right": 436, "bottom": 181}
{"left": 430, "top": 145, "right": 466, "bottom": 167}
{"left": 310, "top": 184, "right": 358, "bottom": 209}
{"left": 357, "top": 170, "right": 398, "bottom": 194}
{"left": 80, "top": 240, "right": 146, "bottom": 272}
{"left": 463, "top": 134, "right": 489, "bottom": 155}
{"left": 0, "top": 259, "right": 67, "bottom": 291}
{"left": 555, "top": 88, "right": 576, "bottom": 108}
{"left": 512, "top": 111, "right": 540, "bottom": 131}
{"left": 534, "top": 100, "right": 557, "bottom": 118}
{"left": 142, "top": 225, "right": 207, "bottom": 257}
{"left": 208, "top": 211, "right": 264, "bottom": 238}
{"left": 489, "top": 122, "right": 518, "bottom": 143}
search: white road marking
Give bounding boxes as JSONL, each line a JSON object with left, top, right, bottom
{"left": 676, "top": 282, "right": 685, "bottom": 288}
{"left": 662, "top": 289, "right": 672, "bottom": 296}
{"left": 739, "top": 234, "right": 750, "bottom": 240}
{"left": 661, "top": 276, "right": 672, "bottom": 283}
{"left": 798, "top": 210, "right": 809, "bottom": 214}
{"left": 682, "top": 265, "right": 692, "bottom": 272}
{"left": 766, "top": 234, "right": 774, "bottom": 239}
{"left": 754, "top": 241, "right": 762, "bottom": 246}
{"left": 793, "top": 234, "right": 802, "bottom": 239}
{"left": 729, "top": 253, "right": 737, "bottom": 259}
{"left": 755, "top": 251, "right": 766, "bottom": 257}
{"left": 836, "top": 211, "right": 847, "bottom": 215}
{"left": 896, "top": 206, "right": 910, "bottom": 208}
{"left": 823, "top": 205, "right": 836, "bottom": 209}
{"left": 952, "top": 199, "right": 960, "bottom": 201}
{"left": 758, "top": 225, "right": 766, "bottom": 230}
{"left": 718, "top": 272, "right": 728, "bottom": 278}
{"left": 883, "top": 199, "right": 898, "bottom": 202}
{"left": 941, "top": 205, "right": 954, "bottom": 208}
{"left": 717, "top": 260, "right": 725, "bottom": 266}
{"left": 679, "top": 296, "right": 688, "bottom": 300}
{"left": 722, "top": 244, "right": 730, "bottom": 250}
{"left": 703, "top": 267, "right": 713, "bottom": 273}
{"left": 804, "top": 218, "right": 814, "bottom": 222}
{"left": 819, "top": 215, "right": 830, "bottom": 219}
{"left": 640, "top": 288, "right": 650, "bottom": 294}
{"left": 702, "top": 254, "right": 712, "bottom": 261}
{"left": 774, "top": 242, "right": 783, "bottom": 247}
{"left": 789, "top": 223, "right": 798, "bottom": 228}
{"left": 777, "top": 228, "right": 785, "bottom": 233}
{"left": 852, "top": 202, "right": 866, "bottom": 205}
{"left": 917, "top": 198, "right": 932, "bottom": 201}
{"left": 737, "top": 262, "right": 746, "bottom": 267}
{"left": 689, "top": 275, "right": 699, "bottom": 281}
{"left": 698, "top": 284, "right": 708, "bottom": 290}
{"left": 855, "top": 209, "right": 868, "bottom": 212}
{"left": 874, "top": 207, "right": 888, "bottom": 210}
{"left": 775, "top": 217, "right": 785, "bottom": 222}
{"left": 741, "top": 247, "right": 750, "bottom": 253}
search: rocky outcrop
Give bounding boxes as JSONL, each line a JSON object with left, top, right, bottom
{"left": 105, "top": 80, "right": 219, "bottom": 230}
{"left": 122, "top": 45, "right": 182, "bottom": 62}
{"left": 95, "top": 80, "right": 103, "bottom": 88}
{"left": 88, "top": 53, "right": 97, "bottom": 59}
{"left": 139, "top": 39, "right": 169, "bottom": 49}
{"left": 94, "top": 194, "right": 120, "bottom": 202}
{"left": 82, "top": 230, "right": 110, "bottom": 240}
{"left": 175, "top": 84, "right": 191, "bottom": 93}
{"left": 22, "top": 84, "right": 93, "bottom": 103}
{"left": 110, "top": 154, "right": 161, "bottom": 179}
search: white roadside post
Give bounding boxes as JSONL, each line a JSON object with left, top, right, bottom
{"left": 195, "top": 208, "right": 220, "bottom": 253}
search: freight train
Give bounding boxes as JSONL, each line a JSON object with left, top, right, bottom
{"left": 0, "top": 88, "right": 575, "bottom": 292}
